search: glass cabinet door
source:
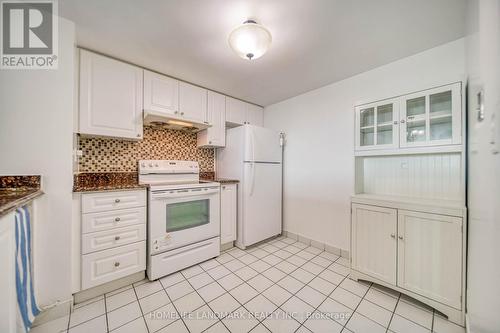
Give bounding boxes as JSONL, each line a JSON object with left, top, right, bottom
{"left": 356, "top": 100, "right": 398, "bottom": 151}
{"left": 400, "top": 83, "right": 461, "bottom": 147}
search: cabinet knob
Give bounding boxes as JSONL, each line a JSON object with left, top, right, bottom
{"left": 115, "top": 198, "right": 121, "bottom": 203}
{"left": 115, "top": 217, "right": 121, "bottom": 222}
{"left": 209, "top": 141, "right": 212, "bottom": 144}
{"left": 393, "top": 121, "right": 398, "bottom": 125}
{"left": 398, "top": 235, "right": 403, "bottom": 240}
{"left": 400, "top": 119, "right": 406, "bottom": 124}
{"left": 222, "top": 186, "right": 226, "bottom": 189}
{"left": 174, "top": 111, "right": 179, "bottom": 114}
{"left": 181, "top": 112, "right": 184, "bottom": 116}
{"left": 390, "top": 233, "right": 395, "bottom": 238}
{"left": 137, "top": 134, "right": 141, "bottom": 138}
{"left": 114, "top": 262, "right": 120, "bottom": 267}
{"left": 115, "top": 236, "right": 121, "bottom": 241}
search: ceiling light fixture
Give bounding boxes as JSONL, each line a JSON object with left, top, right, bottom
{"left": 228, "top": 20, "right": 272, "bottom": 60}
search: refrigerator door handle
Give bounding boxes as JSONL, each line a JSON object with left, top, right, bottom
{"left": 249, "top": 162, "right": 256, "bottom": 196}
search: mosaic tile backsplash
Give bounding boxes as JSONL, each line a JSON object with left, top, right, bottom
{"left": 78, "top": 126, "right": 215, "bottom": 172}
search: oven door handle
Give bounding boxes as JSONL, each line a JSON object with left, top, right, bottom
{"left": 151, "top": 188, "right": 219, "bottom": 199}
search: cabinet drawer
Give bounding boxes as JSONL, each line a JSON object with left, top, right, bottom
{"left": 82, "top": 207, "right": 146, "bottom": 234}
{"left": 81, "top": 241, "right": 146, "bottom": 290}
{"left": 82, "top": 190, "right": 146, "bottom": 213}
{"left": 82, "top": 224, "right": 146, "bottom": 254}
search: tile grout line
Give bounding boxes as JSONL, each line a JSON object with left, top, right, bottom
{"left": 131, "top": 283, "right": 151, "bottom": 333}
{"left": 385, "top": 292, "right": 402, "bottom": 333}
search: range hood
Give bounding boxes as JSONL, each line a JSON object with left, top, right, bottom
{"left": 143, "top": 110, "right": 211, "bottom": 132}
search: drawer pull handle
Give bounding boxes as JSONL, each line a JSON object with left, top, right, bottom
{"left": 114, "top": 262, "right": 120, "bottom": 267}
{"left": 398, "top": 235, "right": 404, "bottom": 240}
{"left": 115, "top": 199, "right": 121, "bottom": 203}
{"left": 390, "top": 233, "right": 395, "bottom": 238}
{"left": 115, "top": 217, "right": 121, "bottom": 222}
{"left": 114, "top": 236, "right": 121, "bottom": 241}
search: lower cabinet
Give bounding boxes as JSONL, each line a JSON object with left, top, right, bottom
{"left": 351, "top": 204, "right": 397, "bottom": 285}
{"left": 351, "top": 203, "right": 463, "bottom": 310}
{"left": 220, "top": 184, "right": 237, "bottom": 244}
{"left": 80, "top": 190, "right": 147, "bottom": 290}
{"left": 397, "top": 210, "right": 462, "bottom": 309}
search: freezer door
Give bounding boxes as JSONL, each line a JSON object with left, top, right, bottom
{"left": 244, "top": 125, "right": 282, "bottom": 163}
{"left": 242, "top": 162, "right": 282, "bottom": 246}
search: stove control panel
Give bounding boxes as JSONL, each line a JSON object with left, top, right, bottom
{"left": 152, "top": 234, "right": 172, "bottom": 253}
{"left": 139, "top": 160, "right": 199, "bottom": 174}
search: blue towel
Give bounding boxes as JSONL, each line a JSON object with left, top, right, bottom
{"left": 15, "top": 206, "right": 40, "bottom": 332}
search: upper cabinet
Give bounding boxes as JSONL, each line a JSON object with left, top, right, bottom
{"left": 226, "top": 97, "right": 264, "bottom": 127}
{"left": 355, "top": 99, "right": 399, "bottom": 151}
{"left": 246, "top": 104, "right": 264, "bottom": 126}
{"left": 198, "top": 91, "right": 226, "bottom": 147}
{"left": 226, "top": 97, "right": 246, "bottom": 126}
{"left": 400, "top": 83, "right": 461, "bottom": 147}
{"left": 355, "top": 82, "right": 462, "bottom": 154}
{"left": 179, "top": 82, "right": 207, "bottom": 124}
{"left": 79, "top": 50, "right": 143, "bottom": 140}
{"left": 143, "top": 70, "right": 179, "bottom": 116}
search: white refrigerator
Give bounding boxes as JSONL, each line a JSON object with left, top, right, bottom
{"left": 217, "top": 125, "right": 283, "bottom": 249}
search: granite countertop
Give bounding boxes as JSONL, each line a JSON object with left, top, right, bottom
{"left": 0, "top": 176, "right": 43, "bottom": 217}
{"left": 200, "top": 172, "right": 239, "bottom": 184}
{"left": 73, "top": 172, "right": 148, "bottom": 192}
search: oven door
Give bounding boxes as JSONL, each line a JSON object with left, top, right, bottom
{"left": 149, "top": 186, "right": 220, "bottom": 254}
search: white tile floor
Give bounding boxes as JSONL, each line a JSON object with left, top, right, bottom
{"left": 31, "top": 236, "right": 466, "bottom": 333}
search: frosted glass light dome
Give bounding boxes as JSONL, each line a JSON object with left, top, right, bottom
{"left": 228, "top": 20, "right": 272, "bottom": 60}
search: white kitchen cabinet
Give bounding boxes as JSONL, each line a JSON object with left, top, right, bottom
{"left": 143, "top": 70, "right": 179, "bottom": 116}
{"left": 400, "top": 83, "right": 461, "bottom": 147}
{"left": 198, "top": 91, "right": 226, "bottom": 147}
{"left": 81, "top": 241, "right": 146, "bottom": 290}
{"left": 220, "top": 184, "right": 237, "bottom": 244}
{"left": 80, "top": 189, "right": 146, "bottom": 290}
{"left": 246, "top": 104, "right": 264, "bottom": 126}
{"left": 79, "top": 49, "right": 143, "bottom": 140}
{"left": 351, "top": 204, "right": 397, "bottom": 285}
{"left": 355, "top": 82, "right": 462, "bottom": 154}
{"left": 397, "top": 210, "right": 462, "bottom": 309}
{"left": 0, "top": 212, "right": 16, "bottom": 333}
{"left": 355, "top": 99, "right": 399, "bottom": 151}
{"left": 226, "top": 97, "right": 247, "bottom": 126}
{"left": 179, "top": 82, "right": 207, "bottom": 124}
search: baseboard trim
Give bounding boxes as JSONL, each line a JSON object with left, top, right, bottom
{"left": 32, "top": 298, "right": 72, "bottom": 327}
{"left": 73, "top": 271, "right": 145, "bottom": 305}
{"left": 283, "top": 230, "right": 349, "bottom": 259}
{"left": 221, "top": 241, "right": 234, "bottom": 251}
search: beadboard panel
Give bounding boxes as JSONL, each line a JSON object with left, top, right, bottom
{"left": 360, "top": 153, "right": 462, "bottom": 201}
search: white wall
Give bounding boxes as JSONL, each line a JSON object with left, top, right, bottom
{"left": 264, "top": 39, "right": 465, "bottom": 251}
{"left": 465, "top": 0, "right": 500, "bottom": 332}
{"left": 0, "top": 17, "right": 75, "bottom": 309}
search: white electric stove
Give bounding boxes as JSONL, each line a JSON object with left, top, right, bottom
{"left": 139, "top": 160, "right": 220, "bottom": 280}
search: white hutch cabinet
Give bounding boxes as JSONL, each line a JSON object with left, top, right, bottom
{"left": 350, "top": 81, "right": 466, "bottom": 326}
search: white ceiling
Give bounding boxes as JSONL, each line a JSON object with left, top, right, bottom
{"left": 59, "top": 0, "right": 465, "bottom": 106}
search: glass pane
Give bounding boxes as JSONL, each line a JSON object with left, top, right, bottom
{"left": 407, "top": 119, "right": 426, "bottom": 143}
{"left": 360, "top": 107, "right": 374, "bottom": 127}
{"left": 430, "top": 91, "right": 452, "bottom": 116}
{"left": 377, "top": 104, "right": 393, "bottom": 124}
{"left": 430, "top": 117, "right": 452, "bottom": 140}
{"left": 377, "top": 124, "right": 393, "bottom": 145}
{"left": 407, "top": 96, "right": 425, "bottom": 116}
{"left": 361, "top": 127, "right": 374, "bottom": 146}
{"left": 166, "top": 199, "right": 209, "bottom": 232}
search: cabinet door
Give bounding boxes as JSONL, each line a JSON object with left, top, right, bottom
{"left": 179, "top": 82, "right": 207, "bottom": 123}
{"left": 79, "top": 50, "right": 143, "bottom": 139}
{"left": 397, "top": 210, "right": 462, "bottom": 309}
{"left": 220, "top": 184, "right": 237, "bottom": 244}
{"left": 197, "top": 91, "right": 226, "bottom": 147}
{"left": 0, "top": 212, "right": 16, "bottom": 333}
{"left": 226, "top": 97, "right": 246, "bottom": 126}
{"left": 351, "top": 204, "right": 397, "bottom": 284}
{"left": 355, "top": 99, "right": 399, "bottom": 151}
{"left": 143, "top": 70, "right": 179, "bottom": 115}
{"left": 400, "top": 83, "right": 461, "bottom": 147}
{"left": 246, "top": 104, "right": 264, "bottom": 126}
